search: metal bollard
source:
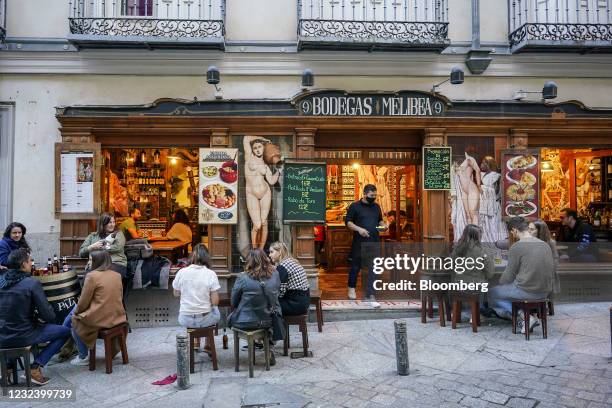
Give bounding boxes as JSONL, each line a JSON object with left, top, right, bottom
{"left": 394, "top": 320, "right": 409, "bottom": 376}
{"left": 176, "top": 333, "right": 190, "bottom": 389}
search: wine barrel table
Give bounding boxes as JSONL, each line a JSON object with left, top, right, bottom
{"left": 34, "top": 270, "right": 81, "bottom": 324}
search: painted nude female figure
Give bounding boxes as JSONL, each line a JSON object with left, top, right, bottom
{"left": 244, "top": 135, "right": 281, "bottom": 249}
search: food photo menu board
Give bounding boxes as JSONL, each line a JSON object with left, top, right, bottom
{"left": 199, "top": 148, "right": 239, "bottom": 224}
{"left": 501, "top": 149, "right": 540, "bottom": 219}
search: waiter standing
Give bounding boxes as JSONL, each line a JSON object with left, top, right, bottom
{"left": 346, "top": 184, "right": 387, "bottom": 308}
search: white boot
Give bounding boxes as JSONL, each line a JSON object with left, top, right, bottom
{"left": 348, "top": 287, "right": 356, "bottom": 300}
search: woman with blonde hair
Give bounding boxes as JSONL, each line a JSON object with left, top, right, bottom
{"left": 269, "top": 242, "right": 310, "bottom": 316}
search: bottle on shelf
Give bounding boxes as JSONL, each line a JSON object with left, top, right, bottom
{"left": 594, "top": 210, "right": 601, "bottom": 227}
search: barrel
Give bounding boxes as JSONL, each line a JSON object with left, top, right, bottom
{"left": 34, "top": 271, "right": 81, "bottom": 325}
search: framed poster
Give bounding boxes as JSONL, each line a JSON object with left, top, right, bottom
{"left": 501, "top": 149, "right": 540, "bottom": 219}
{"left": 55, "top": 143, "right": 101, "bottom": 219}
{"left": 198, "top": 148, "right": 238, "bottom": 224}
{"left": 422, "top": 146, "right": 452, "bottom": 190}
{"left": 282, "top": 161, "right": 326, "bottom": 223}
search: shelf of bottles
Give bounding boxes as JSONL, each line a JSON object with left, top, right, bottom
{"left": 127, "top": 149, "right": 168, "bottom": 220}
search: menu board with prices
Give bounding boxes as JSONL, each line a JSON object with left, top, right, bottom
{"left": 422, "top": 146, "right": 452, "bottom": 190}
{"left": 60, "top": 152, "right": 94, "bottom": 213}
{"left": 198, "top": 148, "right": 239, "bottom": 224}
{"left": 283, "top": 161, "right": 327, "bottom": 223}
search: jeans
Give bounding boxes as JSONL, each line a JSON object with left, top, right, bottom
{"left": 178, "top": 307, "right": 221, "bottom": 328}
{"left": 62, "top": 306, "right": 89, "bottom": 359}
{"left": 488, "top": 283, "right": 549, "bottom": 320}
{"left": 348, "top": 257, "right": 376, "bottom": 298}
{"left": 30, "top": 324, "right": 71, "bottom": 367}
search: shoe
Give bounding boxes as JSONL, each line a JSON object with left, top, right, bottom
{"left": 30, "top": 367, "right": 50, "bottom": 386}
{"left": 348, "top": 288, "right": 356, "bottom": 300}
{"left": 242, "top": 341, "right": 264, "bottom": 351}
{"left": 1, "top": 369, "right": 14, "bottom": 385}
{"left": 517, "top": 311, "right": 526, "bottom": 334}
{"left": 367, "top": 296, "right": 380, "bottom": 309}
{"left": 70, "top": 355, "right": 89, "bottom": 366}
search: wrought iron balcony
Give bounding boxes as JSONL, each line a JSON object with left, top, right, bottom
{"left": 0, "top": 0, "right": 6, "bottom": 43}
{"left": 68, "top": 0, "right": 225, "bottom": 49}
{"left": 509, "top": 0, "right": 612, "bottom": 52}
{"left": 298, "top": 0, "right": 449, "bottom": 51}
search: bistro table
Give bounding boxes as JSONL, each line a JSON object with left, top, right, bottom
{"left": 150, "top": 240, "right": 189, "bottom": 263}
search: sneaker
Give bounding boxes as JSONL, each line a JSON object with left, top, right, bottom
{"left": 367, "top": 296, "right": 380, "bottom": 309}
{"left": 348, "top": 288, "right": 356, "bottom": 300}
{"left": 30, "top": 367, "right": 50, "bottom": 386}
{"left": 518, "top": 319, "right": 526, "bottom": 334}
{"left": 529, "top": 315, "right": 540, "bottom": 333}
{"left": 70, "top": 355, "right": 89, "bottom": 366}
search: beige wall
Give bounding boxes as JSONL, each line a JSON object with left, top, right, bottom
{"left": 447, "top": 0, "right": 472, "bottom": 43}
{"left": 6, "top": 0, "right": 68, "bottom": 39}
{"left": 481, "top": 0, "right": 509, "bottom": 43}
{"left": 222, "top": 0, "right": 298, "bottom": 42}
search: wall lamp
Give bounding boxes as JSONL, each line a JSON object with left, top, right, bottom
{"left": 431, "top": 67, "right": 464, "bottom": 94}
{"left": 207, "top": 66, "right": 223, "bottom": 99}
{"left": 302, "top": 69, "right": 314, "bottom": 90}
{"left": 513, "top": 81, "right": 558, "bottom": 101}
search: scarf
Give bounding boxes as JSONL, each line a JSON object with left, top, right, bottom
{"left": 0, "top": 269, "right": 29, "bottom": 289}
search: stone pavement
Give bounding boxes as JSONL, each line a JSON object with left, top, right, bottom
{"left": 4, "top": 302, "right": 611, "bottom": 408}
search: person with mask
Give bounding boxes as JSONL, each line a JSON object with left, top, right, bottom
{"left": 0, "top": 222, "right": 31, "bottom": 269}
{"left": 345, "top": 184, "right": 387, "bottom": 307}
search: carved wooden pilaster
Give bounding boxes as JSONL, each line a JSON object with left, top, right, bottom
{"left": 509, "top": 130, "right": 529, "bottom": 150}
{"left": 208, "top": 128, "right": 232, "bottom": 274}
{"left": 293, "top": 128, "right": 317, "bottom": 278}
{"left": 422, "top": 128, "right": 449, "bottom": 244}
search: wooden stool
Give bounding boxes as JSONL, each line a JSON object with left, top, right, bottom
{"left": 0, "top": 346, "right": 31, "bottom": 395}
{"left": 451, "top": 292, "right": 481, "bottom": 333}
{"left": 187, "top": 326, "right": 218, "bottom": 373}
{"left": 232, "top": 328, "right": 270, "bottom": 378}
{"left": 310, "top": 289, "right": 323, "bottom": 333}
{"left": 548, "top": 300, "right": 555, "bottom": 316}
{"left": 420, "top": 291, "right": 451, "bottom": 327}
{"left": 283, "top": 314, "right": 311, "bottom": 358}
{"left": 511, "top": 299, "right": 548, "bottom": 340}
{"left": 89, "top": 323, "right": 129, "bottom": 374}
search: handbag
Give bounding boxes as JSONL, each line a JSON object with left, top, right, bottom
{"left": 124, "top": 238, "right": 153, "bottom": 261}
{"left": 259, "top": 280, "right": 285, "bottom": 342}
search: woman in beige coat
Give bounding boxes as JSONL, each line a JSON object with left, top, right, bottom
{"left": 64, "top": 250, "right": 127, "bottom": 365}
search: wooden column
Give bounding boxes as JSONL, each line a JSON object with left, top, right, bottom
{"left": 422, "top": 128, "right": 449, "bottom": 244}
{"left": 293, "top": 128, "right": 317, "bottom": 276}
{"left": 208, "top": 128, "right": 232, "bottom": 273}
{"left": 509, "top": 129, "right": 529, "bottom": 150}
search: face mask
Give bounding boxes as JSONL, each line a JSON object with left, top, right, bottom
{"left": 365, "top": 196, "right": 376, "bottom": 204}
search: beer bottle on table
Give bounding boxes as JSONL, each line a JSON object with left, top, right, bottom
{"left": 62, "top": 256, "right": 70, "bottom": 272}
{"left": 31, "top": 261, "right": 36, "bottom": 275}
{"left": 46, "top": 258, "right": 53, "bottom": 275}
{"left": 52, "top": 254, "right": 60, "bottom": 274}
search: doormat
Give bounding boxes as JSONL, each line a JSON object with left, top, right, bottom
{"left": 321, "top": 300, "right": 422, "bottom": 310}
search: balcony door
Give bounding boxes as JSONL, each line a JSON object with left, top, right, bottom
{"left": 121, "top": 0, "right": 153, "bottom": 17}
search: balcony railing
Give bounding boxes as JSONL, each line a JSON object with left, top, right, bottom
{"left": 68, "top": 0, "right": 225, "bottom": 49}
{"left": 509, "top": 0, "right": 612, "bottom": 52}
{"left": 298, "top": 0, "right": 449, "bottom": 50}
{"left": 0, "top": 0, "right": 6, "bottom": 43}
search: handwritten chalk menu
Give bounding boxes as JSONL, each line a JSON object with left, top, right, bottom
{"left": 423, "top": 146, "right": 452, "bottom": 190}
{"left": 60, "top": 152, "right": 94, "bottom": 213}
{"left": 282, "top": 162, "right": 326, "bottom": 223}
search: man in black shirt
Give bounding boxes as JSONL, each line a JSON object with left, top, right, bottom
{"left": 560, "top": 208, "right": 597, "bottom": 262}
{"left": 345, "top": 184, "right": 387, "bottom": 307}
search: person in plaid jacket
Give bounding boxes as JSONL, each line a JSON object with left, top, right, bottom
{"left": 269, "top": 242, "right": 310, "bottom": 316}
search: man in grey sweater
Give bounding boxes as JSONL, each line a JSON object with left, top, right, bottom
{"left": 489, "top": 217, "right": 554, "bottom": 332}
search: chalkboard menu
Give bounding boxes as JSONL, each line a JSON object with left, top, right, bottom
{"left": 282, "top": 161, "right": 326, "bottom": 223}
{"left": 422, "top": 146, "right": 452, "bottom": 190}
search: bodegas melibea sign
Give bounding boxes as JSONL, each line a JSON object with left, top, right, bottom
{"left": 294, "top": 90, "right": 447, "bottom": 117}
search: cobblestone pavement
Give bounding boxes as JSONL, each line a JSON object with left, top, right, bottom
{"left": 4, "top": 302, "right": 611, "bottom": 408}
